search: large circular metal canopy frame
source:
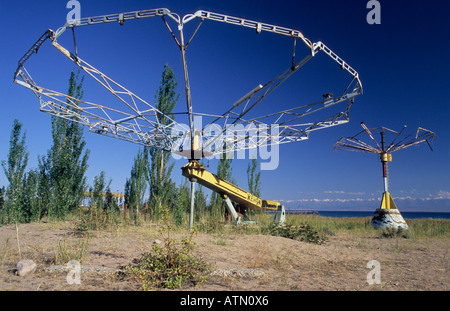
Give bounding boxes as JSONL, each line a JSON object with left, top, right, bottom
{"left": 14, "top": 8, "right": 362, "bottom": 160}
{"left": 14, "top": 8, "right": 363, "bottom": 229}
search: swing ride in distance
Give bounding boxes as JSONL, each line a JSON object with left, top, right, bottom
{"left": 335, "top": 122, "right": 436, "bottom": 230}
{"left": 14, "top": 8, "right": 363, "bottom": 228}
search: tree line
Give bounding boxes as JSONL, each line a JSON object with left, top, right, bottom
{"left": 0, "top": 65, "right": 262, "bottom": 226}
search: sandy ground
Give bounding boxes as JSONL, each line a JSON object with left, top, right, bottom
{"left": 0, "top": 221, "right": 448, "bottom": 291}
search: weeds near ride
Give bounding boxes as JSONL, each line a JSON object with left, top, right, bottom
{"left": 266, "top": 223, "right": 327, "bottom": 244}
{"left": 379, "top": 227, "right": 410, "bottom": 239}
{"left": 126, "top": 207, "right": 209, "bottom": 290}
{"left": 55, "top": 235, "right": 91, "bottom": 264}
{"left": 75, "top": 207, "right": 120, "bottom": 233}
{"left": 0, "top": 238, "right": 9, "bottom": 269}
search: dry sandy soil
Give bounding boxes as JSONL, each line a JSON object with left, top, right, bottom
{"left": 0, "top": 220, "right": 448, "bottom": 291}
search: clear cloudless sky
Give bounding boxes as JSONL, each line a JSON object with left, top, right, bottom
{"left": 0, "top": 0, "right": 449, "bottom": 211}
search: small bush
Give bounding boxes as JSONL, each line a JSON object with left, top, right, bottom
{"left": 126, "top": 240, "right": 209, "bottom": 290}
{"left": 266, "top": 223, "right": 327, "bottom": 244}
{"left": 126, "top": 207, "right": 209, "bottom": 290}
{"left": 379, "top": 227, "right": 410, "bottom": 239}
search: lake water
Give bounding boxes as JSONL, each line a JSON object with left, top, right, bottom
{"left": 282, "top": 210, "right": 450, "bottom": 219}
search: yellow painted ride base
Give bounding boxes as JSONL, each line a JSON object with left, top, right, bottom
{"left": 380, "top": 192, "right": 397, "bottom": 210}
{"left": 371, "top": 192, "right": 408, "bottom": 230}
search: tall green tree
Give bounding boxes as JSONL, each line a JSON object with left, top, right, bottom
{"left": 0, "top": 186, "right": 5, "bottom": 223}
{"left": 128, "top": 148, "right": 148, "bottom": 223}
{"left": 0, "top": 186, "right": 5, "bottom": 210}
{"left": 1, "top": 119, "right": 29, "bottom": 223}
{"left": 90, "top": 171, "right": 111, "bottom": 210}
{"left": 36, "top": 154, "right": 51, "bottom": 218}
{"left": 247, "top": 158, "right": 261, "bottom": 198}
{"left": 104, "top": 185, "right": 118, "bottom": 212}
{"left": 22, "top": 169, "right": 40, "bottom": 222}
{"left": 124, "top": 178, "right": 131, "bottom": 212}
{"left": 173, "top": 179, "right": 190, "bottom": 226}
{"left": 194, "top": 184, "right": 208, "bottom": 220}
{"left": 40, "top": 70, "right": 90, "bottom": 219}
{"left": 147, "top": 64, "right": 179, "bottom": 217}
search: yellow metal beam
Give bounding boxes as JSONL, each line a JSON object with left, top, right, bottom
{"left": 181, "top": 161, "right": 279, "bottom": 211}
{"left": 84, "top": 192, "right": 124, "bottom": 198}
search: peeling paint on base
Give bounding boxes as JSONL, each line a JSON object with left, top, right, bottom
{"left": 370, "top": 208, "right": 409, "bottom": 230}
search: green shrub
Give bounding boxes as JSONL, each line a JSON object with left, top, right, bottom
{"left": 379, "top": 227, "right": 410, "bottom": 239}
{"left": 266, "top": 222, "right": 327, "bottom": 244}
{"left": 126, "top": 207, "right": 209, "bottom": 290}
{"left": 127, "top": 241, "right": 209, "bottom": 290}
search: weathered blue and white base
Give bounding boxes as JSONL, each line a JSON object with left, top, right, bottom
{"left": 370, "top": 208, "right": 409, "bottom": 230}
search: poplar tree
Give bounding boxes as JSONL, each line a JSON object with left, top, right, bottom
{"left": 128, "top": 148, "right": 148, "bottom": 223}
{"left": 173, "top": 179, "right": 190, "bottom": 226}
{"left": 40, "top": 70, "right": 90, "bottom": 219}
{"left": 124, "top": 178, "right": 131, "bottom": 211}
{"left": 0, "top": 186, "right": 5, "bottom": 210}
{"left": 1, "top": 119, "right": 29, "bottom": 223}
{"left": 0, "top": 186, "right": 5, "bottom": 223}
{"left": 147, "top": 64, "right": 179, "bottom": 217}
{"left": 22, "top": 169, "right": 40, "bottom": 222}
{"left": 91, "top": 171, "right": 111, "bottom": 210}
{"left": 247, "top": 158, "right": 261, "bottom": 198}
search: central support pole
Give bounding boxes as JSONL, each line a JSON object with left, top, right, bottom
{"left": 178, "top": 22, "right": 198, "bottom": 231}
{"left": 379, "top": 130, "right": 393, "bottom": 210}
{"left": 380, "top": 129, "right": 389, "bottom": 194}
{"left": 189, "top": 178, "right": 197, "bottom": 231}
{"left": 381, "top": 155, "right": 390, "bottom": 195}
{"left": 178, "top": 23, "right": 195, "bottom": 160}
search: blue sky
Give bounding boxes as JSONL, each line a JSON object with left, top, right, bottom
{"left": 1, "top": 0, "right": 449, "bottom": 212}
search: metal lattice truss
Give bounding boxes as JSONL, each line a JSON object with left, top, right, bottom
{"left": 14, "top": 8, "right": 363, "bottom": 159}
{"left": 334, "top": 122, "right": 436, "bottom": 154}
